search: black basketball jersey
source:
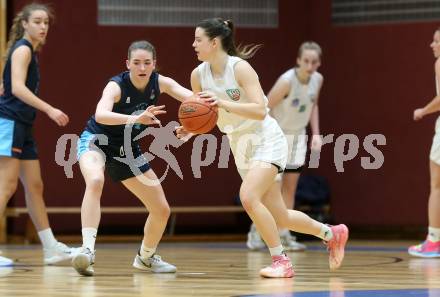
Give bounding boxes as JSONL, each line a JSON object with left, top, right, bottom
{"left": 0, "top": 39, "right": 39, "bottom": 125}
{"left": 85, "top": 71, "right": 160, "bottom": 141}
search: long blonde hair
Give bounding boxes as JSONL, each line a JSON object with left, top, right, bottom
{"left": 4, "top": 3, "right": 53, "bottom": 58}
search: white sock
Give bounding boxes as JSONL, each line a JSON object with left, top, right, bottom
{"left": 38, "top": 228, "right": 57, "bottom": 249}
{"left": 268, "top": 245, "right": 284, "bottom": 256}
{"left": 428, "top": 227, "right": 440, "bottom": 242}
{"left": 140, "top": 243, "right": 156, "bottom": 259}
{"left": 82, "top": 228, "right": 97, "bottom": 251}
{"left": 317, "top": 224, "right": 333, "bottom": 241}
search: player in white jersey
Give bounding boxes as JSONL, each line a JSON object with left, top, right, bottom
{"left": 409, "top": 28, "right": 440, "bottom": 257}
{"left": 247, "top": 42, "right": 324, "bottom": 252}
{"left": 177, "top": 18, "right": 348, "bottom": 278}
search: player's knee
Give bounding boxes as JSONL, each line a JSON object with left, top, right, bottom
{"left": 86, "top": 175, "right": 104, "bottom": 193}
{"left": 239, "top": 189, "right": 259, "bottom": 213}
{"left": 0, "top": 179, "right": 18, "bottom": 201}
{"left": 26, "top": 179, "right": 44, "bottom": 196}
{"left": 155, "top": 203, "right": 170, "bottom": 220}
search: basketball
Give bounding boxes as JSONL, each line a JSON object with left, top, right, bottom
{"left": 178, "top": 96, "right": 218, "bottom": 134}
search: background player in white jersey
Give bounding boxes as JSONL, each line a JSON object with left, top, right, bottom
{"left": 247, "top": 42, "right": 324, "bottom": 252}
{"left": 409, "top": 28, "right": 440, "bottom": 257}
{"left": 179, "top": 17, "right": 348, "bottom": 278}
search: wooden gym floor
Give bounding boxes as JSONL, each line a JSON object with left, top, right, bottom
{"left": 0, "top": 240, "right": 439, "bottom": 297}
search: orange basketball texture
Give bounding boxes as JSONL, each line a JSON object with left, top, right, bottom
{"left": 178, "top": 98, "right": 218, "bottom": 134}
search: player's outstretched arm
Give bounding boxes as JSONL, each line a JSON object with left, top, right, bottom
{"left": 159, "top": 75, "right": 193, "bottom": 102}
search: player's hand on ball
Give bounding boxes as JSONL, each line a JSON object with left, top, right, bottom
{"left": 198, "top": 91, "right": 222, "bottom": 108}
{"left": 175, "top": 126, "right": 194, "bottom": 142}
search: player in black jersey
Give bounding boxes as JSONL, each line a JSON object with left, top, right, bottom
{"left": 72, "top": 40, "right": 193, "bottom": 276}
{"left": 0, "top": 3, "right": 75, "bottom": 266}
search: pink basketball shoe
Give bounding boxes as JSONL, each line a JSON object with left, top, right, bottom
{"left": 259, "top": 254, "right": 294, "bottom": 278}
{"left": 408, "top": 240, "right": 440, "bottom": 258}
{"left": 326, "top": 224, "right": 349, "bottom": 270}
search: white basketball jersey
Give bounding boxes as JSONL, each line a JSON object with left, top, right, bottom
{"left": 197, "top": 56, "right": 270, "bottom": 135}
{"left": 270, "top": 68, "right": 323, "bottom": 134}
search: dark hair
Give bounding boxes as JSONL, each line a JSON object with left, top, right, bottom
{"left": 128, "top": 40, "right": 156, "bottom": 60}
{"left": 5, "top": 3, "right": 54, "bottom": 57}
{"left": 196, "top": 18, "right": 262, "bottom": 59}
{"left": 298, "top": 41, "right": 322, "bottom": 59}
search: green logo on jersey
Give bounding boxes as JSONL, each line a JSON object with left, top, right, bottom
{"left": 299, "top": 105, "right": 306, "bottom": 113}
{"left": 226, "top": 89, "right": 241, "bottom": 101}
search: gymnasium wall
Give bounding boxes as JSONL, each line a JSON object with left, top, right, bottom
{"left": 6, "top": 0, "right": 437, "bottom": 232}
{"left": 307, "top": 2, "right": 437, "bottom": 227}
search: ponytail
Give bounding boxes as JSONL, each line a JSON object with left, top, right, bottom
{"left": 196, "top": 18, "right": 262, "bottom": 60}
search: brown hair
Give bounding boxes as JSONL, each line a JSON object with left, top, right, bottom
{"left": 127, "top": 40, "right": 156, "bottom": 60}
{"left": 196, "top": 18, "right": 262, "bottom": 59}
{"left": 5, "top": 3, "right": 54, "bottom": 58}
